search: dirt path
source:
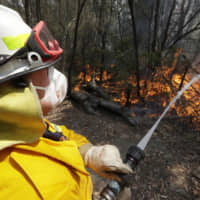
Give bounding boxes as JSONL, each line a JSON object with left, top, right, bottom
{"left": 47, "top": 100, "right": 200, "bottom": 200}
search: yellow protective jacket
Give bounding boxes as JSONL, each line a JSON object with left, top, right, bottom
{"left": 0, "top": 120, "right": 93, "bottom": 200}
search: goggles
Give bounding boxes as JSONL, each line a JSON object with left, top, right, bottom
{"left": 0, "top": 21, "right": 63, "bottom": 84}
{"left": 26, "top": 21, "right": 63, "bottom": 60}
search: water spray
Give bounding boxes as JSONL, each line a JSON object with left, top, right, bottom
{"left": 99, "top": 73, "right": 200, "bottom": 200}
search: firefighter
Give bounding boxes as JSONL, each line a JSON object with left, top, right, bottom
{"left": 0, "top": 5, "right": 132, "bottom": 200}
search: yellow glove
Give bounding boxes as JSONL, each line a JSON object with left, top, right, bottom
{"left": 84, "top": 145, "right": 133, "bottom": 181}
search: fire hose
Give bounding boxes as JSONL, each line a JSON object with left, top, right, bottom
{"left": 99, "top": 74, "right": 200, "bottom": 200}
{"left": 100, "top": 145, "right": 144, "bottom": 200}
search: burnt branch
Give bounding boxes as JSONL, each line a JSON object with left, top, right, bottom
{"left": 178, "top": 55, "right": 191, "bottom": 90}
{"left": 82, "top": 81, "right": 111, "bottom": 100}
{"left": 71, "top": 82, "right": 138, "bottom": 126}
{"left": 168, "top": 21, "right": 200, "bottom": 49}
{"left": 181, "top": 7, "right": 200, "bottom": 31}
{"left": 161, "top": 0, "right": 176, "bottom": 51}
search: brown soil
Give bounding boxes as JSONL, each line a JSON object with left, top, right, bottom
{"left": 47, "top": 100, "right": 200, "bottom": 200}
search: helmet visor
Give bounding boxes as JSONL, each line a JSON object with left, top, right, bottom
{"left": 27, "top": 21, "right": 63, "bottom": 60}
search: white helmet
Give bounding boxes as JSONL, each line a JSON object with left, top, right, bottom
{"left": 0, "top": 5, "right": 63, "bottom": 84}
{"left": 0, "top": 5, "right": 31, "bottom": 61}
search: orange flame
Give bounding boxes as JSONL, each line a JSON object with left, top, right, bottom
{"left": 74, "top": 50, "right": 200, "bottom": 130}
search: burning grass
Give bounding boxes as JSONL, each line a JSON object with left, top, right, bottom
{"left": 74, "top": 50, "right": 200, "bottom": 130}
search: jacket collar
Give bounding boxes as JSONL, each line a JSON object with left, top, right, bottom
{"left": 0, "top": 81, "right": 45, "bottom": 150}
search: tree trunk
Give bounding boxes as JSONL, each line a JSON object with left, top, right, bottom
{"left": 100, "top": 32, "right": 106, "bottom": 82}
{"left": 58, "top": 0, "right": 69, "bottom": 73}
{"left": 24, "top": 0, "right": 31, "bottom": 25}
{"left": 117, "top": 0, "right": 123, "bottom": 42}
{"left": 127, "top": 0, "right": 141, "bottom": 98}
{"left": 67, "top": 0, "right": 88, "bottom": 98}
{"left": 36, "top": 0, "right": 41, "bottom": 22}
{"left": 151, "top": 0, "right": 160, "bottom": 53}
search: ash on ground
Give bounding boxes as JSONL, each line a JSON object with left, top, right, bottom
{"left": 47, "top": 100, "right": 200, "bottom": 200}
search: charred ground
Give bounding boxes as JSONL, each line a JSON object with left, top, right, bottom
{"left": 47, "top": 100, "right": 200, "bottom": 200}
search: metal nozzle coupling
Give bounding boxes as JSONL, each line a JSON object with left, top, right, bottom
{"left": 99, "top": 146, "right": 145, "bottom": 200}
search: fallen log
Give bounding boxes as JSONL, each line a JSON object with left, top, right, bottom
{"left": 82, "top": 81, "right": 111, "bottom": 100}
{"left": 98, "top": 99, "right": 138, "bottom": 125}
{"left": 71, "top": 90, "right": 138, "bottom": 126}
{"left": 71, "top": 90, "right": 99, "bottom": 114}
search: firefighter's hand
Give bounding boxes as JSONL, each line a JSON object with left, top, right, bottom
{"left": 84, "top": 145, "right": 133, "bottom": 181}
